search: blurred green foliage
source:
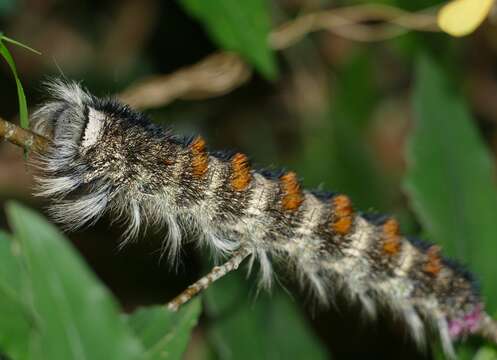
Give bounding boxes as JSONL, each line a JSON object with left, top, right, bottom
{"left": 205, "top": 271, "right": 327, "bottom": 359}
{"left": 126, "top": 302, "right": 201, "bottom": 360}
{"left": 297, "top": 52, "right": 391, "bottom": 212}
{"left": 0, "top": 203, "right": 201, "bottom": 360}
{"left": 179, "top": 0, "right": 277, "bottom": 79}
{"left": 1, "top": 0, "right": 497, "bottom": 359}
{"left": 406, "top": 56, "right": 497, "bottom": 312}
{"left": 0, "top": 0, "right": 16, "bottom": 16}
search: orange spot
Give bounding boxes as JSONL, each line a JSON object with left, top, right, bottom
{"left": 331, "top": 195, "right": 353, "bottom": 235}
{"left": 424, "top": 245, "right": 442, "bottom": 276}
{"left": 280, "top": 171, "right": 303, "bottom": 211}
{"left": 190, "top": 136, "right": 208, "bottom": 178}
{"left": 231, "top": 153, "right": 252, "bottom": 191}
{"left": 382, "top": 218, "right": 402, "bottom": 255}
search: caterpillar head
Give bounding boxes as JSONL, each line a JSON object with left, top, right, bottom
{"left": 30, "top": 80, "right": 168, "bottom": 229}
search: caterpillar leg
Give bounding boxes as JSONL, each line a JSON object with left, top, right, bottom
{"left": 167, "top": 247, "right": 252, "bottom": 311}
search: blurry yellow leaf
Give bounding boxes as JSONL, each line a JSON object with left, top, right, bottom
{"left": 438, "top": 0, "right": 494, "bottom": 37}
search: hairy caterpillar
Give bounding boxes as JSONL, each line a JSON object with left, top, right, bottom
{"left": 30, "top": 80, "right": 497, "bottom": 358}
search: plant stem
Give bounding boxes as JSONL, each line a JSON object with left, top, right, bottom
{"left": 0, "top": 117, "right": 49, "bottom": 153}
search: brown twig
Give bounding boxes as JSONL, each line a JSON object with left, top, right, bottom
{"left": 0, "top": 117, "right": 49, "bottom": 153}
{"left": 167, "top": 247, "right": 252, "bottom": 311}
{"left": 117, "top": 4, "right": 439, "bottom": 110}
{"left": 118, "top": 52, "right": 251, "bottom": 109}
{"left": 270, "top": 4, "right": 438, "bottom": 48}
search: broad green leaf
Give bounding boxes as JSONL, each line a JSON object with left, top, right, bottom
{"left": 405, "top": 55, "right": 497, "bottom": 311}
{"left": 205, "top": 271, "right": 328, "bottom": 360}
{"left": 474, "top": 346, "right": 497, "bottom": 360}
{"left": 0, "top": 231, "right": 32, "bottom": 360}
{"left": 0, "top": 37, "right": 28, "bottom": 128}
{"left": 438, "top": 0, "right": 494, "bottom": 37}
{"left": 6, "top": 202, "right": 143, "bottom": 360}
{"left": 125, "top": 299, "right": 201, "bottom": 360}
{"left": 179, "top": 0, "right": 277, "bottom": 80}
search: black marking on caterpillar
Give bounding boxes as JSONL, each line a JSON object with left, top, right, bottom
{"left": 30, "top": 80, "right": 496, "bottom": 358}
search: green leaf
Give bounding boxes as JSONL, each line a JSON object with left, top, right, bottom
{"left": 0, "top": 231, "right": 23, "bottom": 305}
{"left": 125, "top": 299, "right": 201, "bottom": 360}
{"left": 0, "top": 231, "right": 32, "bottom": 360}
{"left": 179, "top": 0, "right": 277, "bottom": 80}
{"left": 0, "top": 37, "right": 29, "bottom": 128}
{"left": 6, "top": 202, "right": 143, "bottom": 360}
{"left": 404, "top": 55, "right": 497, "bottom": 311}
{"left": 1, "top": 35, "right": 41, "bottom": 55}
{"left": 473, "top": 346, "right": 497, "bottom": 360}
{"left": 205, "top": 271, "right": 328, "bottom": 360}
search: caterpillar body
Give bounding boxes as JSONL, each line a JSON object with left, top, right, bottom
{"left": 31, "top": 81, "right": 496, "bottom": 358}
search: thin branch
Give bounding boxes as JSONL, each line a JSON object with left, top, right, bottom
{"left": 270, "top": 4, "right": 438, "bottom": 48}
{"left": 0, "top": 117, "right": 49, "bottom": 153}
{"left": 118, "top": 52, "right": 251, "bottom": 109}
{"left": 167, "top": 247, "right": 252, "bottom": 311}
{"left": 118, "top": 4, "right": 439, "bottom": 110}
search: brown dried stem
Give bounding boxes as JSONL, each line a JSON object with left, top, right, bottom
{"left": 167, "top": 247, "right": 252, "bottom": 311}
{"left": 118, "top": 52, "right": 251, "bottom": 109}
{"left": 270, "top": 4, "right": 438, "bottom": 48}
{"left": 118, "top": 4, "right": 439, "bottom": 110}
{"left": 0, "top": 117, "right": 49, "bottom": 153}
